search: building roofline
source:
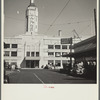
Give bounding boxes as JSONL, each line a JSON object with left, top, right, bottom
{"left": 73, "top": 35, "right": 96, "bottom": 48}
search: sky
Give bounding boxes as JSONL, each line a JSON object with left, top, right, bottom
{"left": 4, "top": 0, "right": 97, "bottom": 39}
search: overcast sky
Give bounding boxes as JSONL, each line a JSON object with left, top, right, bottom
{"left": 4, "top": 0, "right": 97, "bottom": 39}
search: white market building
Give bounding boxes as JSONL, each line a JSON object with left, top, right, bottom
{"left": 4, "top": 0, "right": 74, "bottom": 69}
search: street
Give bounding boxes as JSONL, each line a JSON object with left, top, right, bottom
{"left": 7, "top": 69, "right": 96, "bottom": 84}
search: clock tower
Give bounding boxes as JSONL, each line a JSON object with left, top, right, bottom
{"left": 26, "top": 0, "right": 38, "bottom": 35}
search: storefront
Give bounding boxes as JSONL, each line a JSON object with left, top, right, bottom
{"left": 68, "top": 36, "right": 96, "bottom": 63}
{"left": 66, "top": 36, "right": 96, "bottom": 79}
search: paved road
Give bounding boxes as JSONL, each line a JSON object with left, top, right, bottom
{"left": 7, "top": 69, "right": 96, "bottom": 84}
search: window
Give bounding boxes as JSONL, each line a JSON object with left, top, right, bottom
{"left": 48, "top": 60, "right": 54, "bottom": 65}
{"left": 4, "top": 51, "right": 10, "bottom": 56}
{"left": 62, "top": 45, "right": 67, "bottom": 49}
{"left": 11, "top": 51, "right": 17, "bottom": 57}
{"left": 55, "top": 45, "right": 60, "bottom": 49}
{"left": 48, "top": 52, "right": 54, "bottom": 57}
{"left": 55, "top": 60, "right": 61, "bottom": 66}
{"left": 4, "top": 43, "right": 10, "bottom": 48}
{"left": 31, "top": 52, "right": 34, "bottom": 57}
{"left": 62, "top": 52, "right": 67, "bottom": 57}
{"left": 27, "top": 52, "right": 30, "bottom": 56}
{"left": 55, "top": 52, "right": 61, "bottom": 57}
{"left": 12, "top": 44, "right": 17, "bottom": 48}
{"left": 48, "top": 45, "right": 54, "bottom": 49}
{"left": 36, "top": 52, "right": 39, "bottom": 57}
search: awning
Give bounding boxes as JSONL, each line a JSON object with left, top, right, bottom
{"left": 65, "top": 36, "right": 96, "bottom": 57}
{"left": 74, "top": 43, "right": 96, "bottom": 53}
{"left": 25, "top": 57, "right": 40, "bottom": 60}
{"left": 66, "top": 48, "right": 96, "bottom": 57}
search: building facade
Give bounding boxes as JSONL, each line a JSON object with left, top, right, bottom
{"left": 4, "top": 0, "right": 74, "bottom": 69}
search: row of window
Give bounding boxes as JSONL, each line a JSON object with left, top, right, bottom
{"left": 48, "top": 45, "right": 72, "bottom": 49}
{"left": 26, "top": 52, "right": 39, "bottom": 57}
{"left": 4, "top": 44, "right": 72, "bottom": 50}
{"left": 4, "top": 44, "right": 18, "bottom": 48}
{"left": 48, "top": 52, "right": 68, "bottom": 57}
{"left": 4, "top": 51, "right": 67, "bottom": 57}
{"left": 4, "top": 51, "right": 17, "bottom": 57}
{"left": 5, "top": 51, "right": 40, "bottom": 57}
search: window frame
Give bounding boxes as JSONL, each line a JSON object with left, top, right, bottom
{"left": 62, "top": 52, "right": 68, "bottom": 57}
{"left": 26, "top": 52, "right": 30, "bottom": 57}
{"left": 48, "top": 45, "right": 54, "bottom": 49}
{"left": 55, "top": 45, "right": 60, "bottom": 49}
{"left": 4, "top": 44, "right": 10, "bottom": 48}
{"left": 4, "top": 51, "right": 10, "bottom": 56}
{"left": 48, "top": 60, "right": 54, "bottom": 65}
{"left": 55, "top": 52, "right": 61, "bottom": 57}
{"left": 11, "top": 51, "right": 17, "bottom": 57}
{"left": 36, "top": 52, "right": 39, "bottom": 57}
{"left": 48, "top": 52, "right": 54, "bottom": 57}
{"left": 31, "top": 52, "right": 35, "bottom": 57}
{"left": 12, "top": 44, "right": 18, "bottom": 48}
{"left": 62, "top": 45, "right": 67, "bottom": 49}
{"left": 55, "top": 60, "right": 61, "bottom": 66}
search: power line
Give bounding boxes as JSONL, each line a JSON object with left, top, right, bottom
{"left": 39, "top": 20, "right": 93, "bottom": 26}
{"left": 5, "top": 15, "right": 93, "bottom": 25}
{"left": 5, "top": 15, "right": 94, "bottom": 28}
{"left": 72, "top": 23, "right": 91, "bottom": 40}
{"left": 44, "top": 0, "right": 71, "bottom": 34}
{"left": 5, "top": 15, "right": 25, "bottom": 21}
{"left": 53, "top": 20, "right": 93, "bottom": 25}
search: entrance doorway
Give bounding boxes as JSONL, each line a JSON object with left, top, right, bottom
{"left": 26, "top": 60, "right": 39, "bottom": 68}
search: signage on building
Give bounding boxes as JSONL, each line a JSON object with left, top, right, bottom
{"left": 61, "top": 38, "right": 72, "bottom": 44}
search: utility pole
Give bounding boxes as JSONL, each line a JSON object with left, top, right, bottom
{"left": 70, "top": 37, "right": 72, "bottom": 69}
{"left": 94, "top": 9, "right": 97, "bottom": 35}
